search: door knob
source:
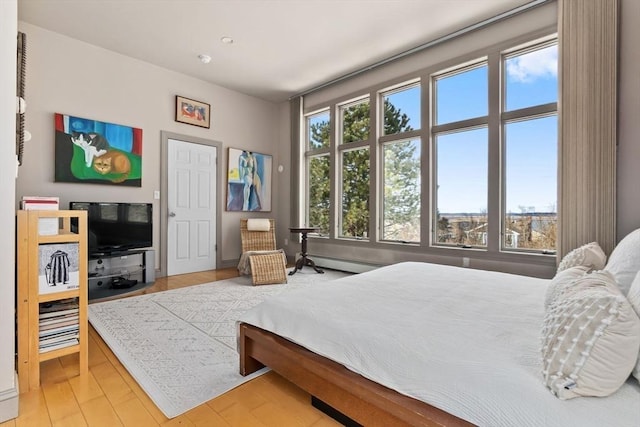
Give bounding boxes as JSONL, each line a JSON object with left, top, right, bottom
{"left": 169, "top": 212, "right": 176, "bottom": 217}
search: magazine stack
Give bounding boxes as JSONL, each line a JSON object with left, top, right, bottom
{"left": 38, "top": 298, "right": 79, "bottom": 353}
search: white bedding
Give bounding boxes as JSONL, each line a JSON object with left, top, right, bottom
{"left": 238, "top": 262, "right": 640, "bottom": 426}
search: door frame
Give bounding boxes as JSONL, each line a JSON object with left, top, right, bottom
{"left": 160, "top": 131, "right": 223, "bottom": 278}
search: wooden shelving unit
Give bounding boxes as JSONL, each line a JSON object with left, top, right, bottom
{"left": 17, "top": 210, "right": 88, "bottom": 392}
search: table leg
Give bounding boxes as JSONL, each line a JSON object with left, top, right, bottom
{"left": 288, "top": 231, "right": 324, "bottom": 275}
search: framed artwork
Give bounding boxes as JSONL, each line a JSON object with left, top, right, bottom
{"left": 175, "top": 95, "right": 211, "bottom": 128}
{"left": 38, "top": 243, "right": 80, "bottom": 295}
{"left": 54, "top": 113, "right": 143, "bottom": 187}
{"left": 226, "top": 148, "right": 273, "bottom": 212}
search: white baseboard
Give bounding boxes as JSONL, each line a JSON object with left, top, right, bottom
{"left": 306, "top": 254, "right": 379, "bottom": 274}
{"left": 0, "top": 373, "right": 19, "bottom": 423}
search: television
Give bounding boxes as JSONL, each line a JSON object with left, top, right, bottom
{"left": 70, "top": 202, "right": 152, "bottom": 256}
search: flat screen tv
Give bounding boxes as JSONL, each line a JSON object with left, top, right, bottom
{"left": 70, "top": 202, "right": 152, "bottom": 256}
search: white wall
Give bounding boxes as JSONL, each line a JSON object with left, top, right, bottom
{"left": 16, "top": 22, "right": 282, "bottom": 268}
{"left": 0, "top": 0, "right": 19, "bottom": 421}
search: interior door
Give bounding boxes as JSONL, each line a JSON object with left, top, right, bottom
{"left": 167, "top": 138, "right": 217, "bottom": 275}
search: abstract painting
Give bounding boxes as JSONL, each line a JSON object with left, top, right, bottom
{"left": 226, "top": 148, "right": 272, "bottom": 211}
{"left": 175, "top": 95, "right": 210, "bottom": 128}
{"left": 54, "top": 113, "right": 143, "bottom": 186}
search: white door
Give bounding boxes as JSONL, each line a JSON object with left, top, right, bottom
{"left": 167, "top": 139, "right": 217, "bottom": 275}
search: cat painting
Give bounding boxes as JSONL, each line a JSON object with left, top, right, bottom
{"left": 55, "top": 113, "right": 142, "bottom": 186}
{"left": 92, "top": 150, "right": 131, "bottom": 183}
{"left": 71, "top": 131, "right": 109, "bottom": 167}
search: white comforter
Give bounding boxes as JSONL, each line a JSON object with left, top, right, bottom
{"left": 238, "top": 262, "right": 640, "bottom": 426}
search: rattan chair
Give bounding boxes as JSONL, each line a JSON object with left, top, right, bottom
{"left": 238, "top": 219, "right": 287, "bottom": 285}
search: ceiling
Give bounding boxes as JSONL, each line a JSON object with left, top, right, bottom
{"left": 18, "top": 0, "right": 536, "bottom": 103}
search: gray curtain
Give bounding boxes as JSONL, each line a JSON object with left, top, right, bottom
{"left": 558, "top": 0, "right": 618, "bottom": 258}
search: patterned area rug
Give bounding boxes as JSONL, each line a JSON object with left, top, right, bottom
{"left": 88, "top": 268, "right": 350, "bottom": 418}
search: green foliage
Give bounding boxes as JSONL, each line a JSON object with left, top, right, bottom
{"left": 307, "top": 100, "right": 419, "bottom": 239}
{"left": 308, "top": 156, "right": 330, "bottom": 234}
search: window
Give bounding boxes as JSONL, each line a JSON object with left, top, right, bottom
{"left": 307, "top": 110, "right": 330, "bottom": 150}
{"left": 300, "top": 35, "right": 557, "bottom": 259}
{"left": 435, "top": 65, "right": 487, "bottom": 125}
{"left": 432, "top": 64, "right": 488, "bottom": 247}
{"left": 307, "top": 155, "right": 330, "bottom": 235}
{"left": 382, "top": 84, "right": 421, "bottom": 135}
{"left": 340, "top": 148, "right": 370, "bottom": 238}
{"left": 382, "top": 139, "right": 421, "bottom": 242}
{"left": 379, "top": 84, "right": 422, "bottom": 242}
{"left": 337, "top": 98, "right": 371, "bottom": 239}
{"left": 502, "top": 42, "right": 558, "bottom": 252}
{"left": 305, "top": 110, "right": 330, "bottom": 234}
{"left": 340, "top": 99, "right": 370, "bottom": 143}
{"left": 434, "top": 128, "right": 488, "bottom": 246}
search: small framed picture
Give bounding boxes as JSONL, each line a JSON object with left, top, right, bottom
{"left": 175, "top": 95, "right": 211, "bottom": 128}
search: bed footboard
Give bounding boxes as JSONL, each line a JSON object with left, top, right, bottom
{"left": 238, "top": 322, "right": 473, "bottom": 427}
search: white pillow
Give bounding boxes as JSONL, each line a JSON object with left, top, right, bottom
{"left": 628, "top": 271, "right": 640, "bottom": 383}
{"left": 541, "top": 270, "right": 640, "bottom": 399}
{"left": 246, "top": 218, "right": 271, "bottom": 231}
{"left": 557, "top": 242, "right": 606, "bottom": 273}
{"left": 604, "top": 228, "right": 640, "bottom": 295}
{"left": 544, "top": 265, "right": 590, "bottom": 309}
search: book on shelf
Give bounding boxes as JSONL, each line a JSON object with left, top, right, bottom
{"left": 39, "top": 326, "right": 79, "bottom": 340}
{"left": 39, "top": 317, "right": 80, "bottom": 330}
{"left": 39, "top": 298, "right": 78, "bottom": 313}
{"left": 20, "top": 196, "right": 60, "bottom": 236}
{"left": 39, "top": 338, "right": 79, "bottom": 353}
{"left": 38, "top": 324, "right": 79, "bottom": 338}
{"left": 39, "top": 308, "right": 79, "bottom": 320}
{"left": 39, "top": 332, "right": 80, "bottom": 345}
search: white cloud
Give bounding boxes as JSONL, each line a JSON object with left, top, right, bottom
{"left": 507, "top": 45, "right": 558, "bottom": 83}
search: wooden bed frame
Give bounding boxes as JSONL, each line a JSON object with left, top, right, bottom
{"left": 239, "top": 323, "right": 474, "bottom": 427}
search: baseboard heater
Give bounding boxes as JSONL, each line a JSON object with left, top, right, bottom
{"left": 303, "top": 254, "right": 379, "bottom": 274}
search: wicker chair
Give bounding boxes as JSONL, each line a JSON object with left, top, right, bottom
{"left": 238, "top": 219, "right": 287, "bottom": 285}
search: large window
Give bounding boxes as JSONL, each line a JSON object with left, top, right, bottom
{"left": 432, "top": 65, "right": 488, "bottom": 247}
{"left": 305, "top": 110, "right": 330, "bottom": 235}
{"left": 338, "top": 98, "right": 371, "bottom": 238}
{"left": 302, "top": 35, "right": 557, "bottom": 258}
{"left": 380, "top": 83, "right": 421, "bottom": 242}
{"left": 502, "top": 42, "right": 558, "bottom": 252}
{"left": 382, "top": 138, "right": 421, "bottom": 242}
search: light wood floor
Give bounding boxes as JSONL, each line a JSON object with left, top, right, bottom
{"left": 3, "top": 268, "right": 342, "bottom": 427}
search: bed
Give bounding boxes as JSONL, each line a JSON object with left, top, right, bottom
{"left": 237, "top": 261, "right": 640, "bottom": 426}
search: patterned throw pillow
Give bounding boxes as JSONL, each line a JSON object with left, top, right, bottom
{"left": 557, "top": 242, "right": 606, "bottom": 273}
{"left": 541, "top": 271, "right": 640, "bottom": 399}
{"left": 544, "top": 265, "right": 590, "bottom": 309}
{"left": 627, "top": 271, "right": 640, "bottom": 384}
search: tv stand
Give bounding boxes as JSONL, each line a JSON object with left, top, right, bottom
{"left": 88, "top": 249, "right": 155, "bottom": 301}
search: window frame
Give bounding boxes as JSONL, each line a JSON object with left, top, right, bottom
{"left": 299, "top": 30, "right": 558, "bottom": 267}
{"left": 499, "top": 38, "right": 558, "bottom": 254}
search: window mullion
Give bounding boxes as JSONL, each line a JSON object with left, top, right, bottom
{"left": 487, "top": 51, "right": 502, "bottom": 254}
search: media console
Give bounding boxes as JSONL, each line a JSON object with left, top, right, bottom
{"left": 88, "top": 249, "right": 155, "bottom": 301}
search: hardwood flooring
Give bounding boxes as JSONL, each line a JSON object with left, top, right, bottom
{"left": 3, "top": 268, "right": 342, "bottom": 427}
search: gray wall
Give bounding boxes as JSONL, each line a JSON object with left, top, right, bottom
{"left": 15, "top": 22, "right": 283, "bottom": 269}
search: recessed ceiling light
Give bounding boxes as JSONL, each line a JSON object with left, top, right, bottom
{"left": 220, "top": 36, "right": 234, "bottom": 44}
{"left": 198, "top": 54, "right": 212, "bottom": 64}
